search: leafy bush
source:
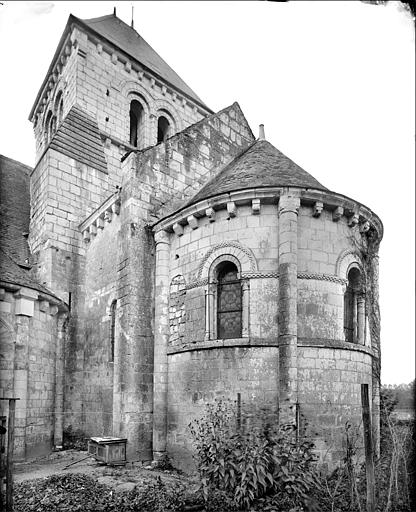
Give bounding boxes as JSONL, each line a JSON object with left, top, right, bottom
{"left": 189, "top": 399, "right": 319, "bottom": 511}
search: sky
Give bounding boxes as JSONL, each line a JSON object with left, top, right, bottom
{"left": 0, "top": 1, "right": 414, "bottom": 384}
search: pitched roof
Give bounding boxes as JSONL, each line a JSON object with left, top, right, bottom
{"left": 0, "top": 156, "right": 61, "bottom": 299}
{"left": 50, "top": 105, "right": 108, "bottom": 173}
{"left": 78, "top": 14, "right": 209, "bottom": 109}
{"left": 0, "top": 155, "right": 31, "bottom": 266}
{"left": 0, "top": 248, "right": 53, "bottom": 296}
{"left": 188, "top": 139, "right": 329, "bottom": 205}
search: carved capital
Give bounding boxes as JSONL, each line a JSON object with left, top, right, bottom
{"left": 154, "top": 229, "right": 170, "bottom": 245}
{"left": 278, "top": 196, "right": 300, "bottom": 216}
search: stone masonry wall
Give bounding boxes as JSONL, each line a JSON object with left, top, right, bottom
{"left": 167, "top": 346, "right": 279, "bottom": 472}
{"left": 65, "top": 216, "right": 121, "bottom": 439}
{"left": 0, "top": 289, "right": 61, "bottom": 459}
{"left": 121, "top": 102, "right": 254, "bottom": 458}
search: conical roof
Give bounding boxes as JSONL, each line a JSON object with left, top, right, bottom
{"left": 80, "top": 14, "right": 209, "bottom": 108}
{"left": 188, "top": 139, "right": 328, "bottom": 205}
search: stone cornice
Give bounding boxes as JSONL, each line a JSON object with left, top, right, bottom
{"left": 183, "top": 272, "right": 347, "bottom": 289}
{"left": 0, "top": 283, "right": 68, "bottom": 313}
{"left": 152, "top": 187, "right": 383, "bottom": 240}
{"left": 79, "top": 189, "right": 121, "bottom": 242}
{"left": 29, "top": 26, "right": 75, "bottom": 121}
{"left": 166, "top": 337, "right": 376, "bottom": 356}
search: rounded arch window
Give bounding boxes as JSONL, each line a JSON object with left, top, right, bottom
{"left": 54, "top": 91, "right": 64, "bottom": 124}
{"left": 216, "top": 261, "right": 242, "bottom": 339}
{"left": 157, "top": 115, "right": 170, "bottom": 143}
{"left": 44, "top": 110, "right": 53, "bottom": 143}
{"left": 344, "top": 266, "right": 365, "bottom": 344}
{"left": 129, "top": 99, "right": 145, "bottom": 148}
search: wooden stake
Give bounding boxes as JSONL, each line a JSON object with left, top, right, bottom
{"left": 6, "top": 399, "right": 16, "bottom": 512}
{"left": 361, "top": 384, "right": 375, "bottom": 512}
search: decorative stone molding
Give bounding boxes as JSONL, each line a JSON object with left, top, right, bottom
{"left": 185, "top": 278, "right": 208, "bottom": 290}
{"left": 79, "top": 190, "right": 121, "bottom": 243}
{"left": 153, "top": 187, "right": 383, "bottom": 242}
{"left": 241, "top": 271, "right": 279, "bottom": 279}
{"left": 297, "top": 272, "right": 348, "bottom": 285}
{"left": 97, "top": 43, "right": 103, "bottom": 54}
{"left": 111, "top": 52, "right": 118, "bottom": 64}
{"left": 125, "top": 61, "right": 131, "bottom": 73}
{"left": 335, "top": 249, "right": 363, "bottom": 279}
{"left": 332, "top": 206, "right": 344, "bottom": 221}
{"left": 197, "top": 241, "right": 258, "bottom": 280}
{"left": 252, "top": 199, "right": 261, "bottom": 215}
{"left": 313, "top": 201, "right": 323, "bottom": 217}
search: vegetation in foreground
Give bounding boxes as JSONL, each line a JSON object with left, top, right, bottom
{"left": 11, "top": 384, "right": 415, "bottom": 512}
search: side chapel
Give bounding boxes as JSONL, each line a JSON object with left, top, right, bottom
{"left": 0, "top": 11, "right": 383, "bottom": 469}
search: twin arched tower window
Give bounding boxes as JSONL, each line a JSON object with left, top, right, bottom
{"left": 344, "top": 267, "right": 365, "bottom": 344}
{"left": 129, "top": 99, "right": 172, "bottom": 148}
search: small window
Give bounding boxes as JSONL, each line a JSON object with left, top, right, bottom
{"left": 344, "top": 267, "right": 364, "bottom": 344}
{"left": 55, "top": 91, "right": 64, "bottom": 124}
{"left": 129, "top": 99, "right": 144, "bottom": 147}
{"left": 157, "top": 115, "right": 170, "bottom": 143}
{"left": 110, "top": 300, "right": 117, "bottom": 362}
{"left": 217, "top": 262, "right": 242, "bottom": 339}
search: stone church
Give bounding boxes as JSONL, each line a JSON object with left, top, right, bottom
{"left": 0, "top": 11, "right": 383, "bottom": 469}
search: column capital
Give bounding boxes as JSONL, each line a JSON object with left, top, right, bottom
{"left": 278, "top": 195, "right": 300, "bottom": 216}
{"left": 154, "top": 229, "right": 170, "bottom": 245}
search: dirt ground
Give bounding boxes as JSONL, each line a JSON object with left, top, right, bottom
{"left": 13, "top": 449, "right": 194, "bottom": 492}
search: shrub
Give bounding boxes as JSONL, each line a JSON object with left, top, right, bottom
{"left": 189, "top": 399, "right": 319, "bottom": 511}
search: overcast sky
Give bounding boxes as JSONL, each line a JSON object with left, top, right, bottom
{"left": 0, "top": 1, "right": 414, "bottom": 384}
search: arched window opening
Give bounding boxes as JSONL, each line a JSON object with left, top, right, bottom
{"left": 129, "top": 99, "right": 145, "bottom": 147}
{"left": 55, "top": 91, "right": 63, "bottom": 124}
{"left": 110, "top": 300, "right": 117, "bottom": 362}
{"left": 45, "top": 110, "right": 53, "bottom": 144}
{"left": 50, "top": 116, "right": 57, "bottom": 138}
{"left": 217, "top": 261, "right": 242, "bottom": 339}
{"left": 344, "top": 267, "right": 365, "bottom": 344}
{"left": 157, "top": 115, "right": 170, "bottom": 143}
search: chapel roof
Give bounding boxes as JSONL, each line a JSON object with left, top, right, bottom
{"left": 0, "top": 155, "right": 62, "bottom": 299}
{"left": 188, "top": 138, "right": 329, "bottom": 205}
{"left": 0, "top": 155, "right": 32, "bottom": 267}
{"left": 79, "top": 13, "right": 209, "bottom": 109}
